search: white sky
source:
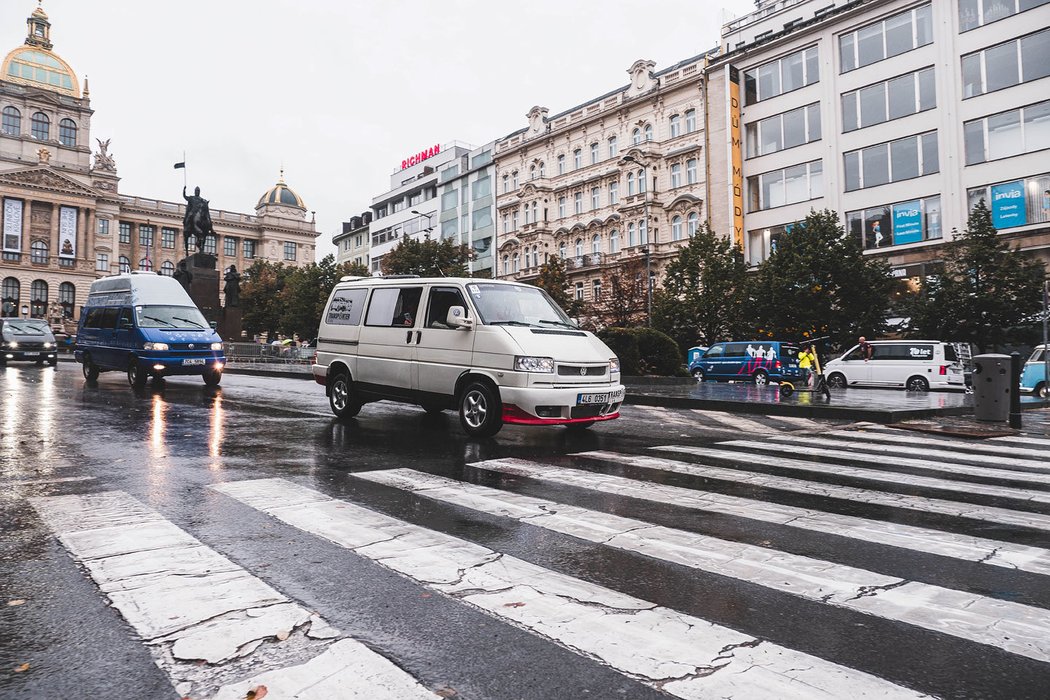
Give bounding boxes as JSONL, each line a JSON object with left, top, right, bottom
{"left": 15, "top": 0, "right": 755, "bottom": 261}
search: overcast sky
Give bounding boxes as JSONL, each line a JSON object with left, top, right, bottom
{"left": 17, "top": 0, "right": 755, "bottom": 261}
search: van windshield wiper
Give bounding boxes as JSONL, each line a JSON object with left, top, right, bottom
{"left": 487, "top": 320, "right": 533, "bottom": 327}
{"left": 538, "top": 319, "right": 577, "bottom": 329}
{"left": 141, "top": 315, "right": 175, "bottom": 327}
{"left": 172, "top": 316, "right": 204, "bottom": 329}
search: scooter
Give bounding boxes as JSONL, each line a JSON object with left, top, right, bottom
{"left": 779, "top": 337, "right": 831, "bottom": 401}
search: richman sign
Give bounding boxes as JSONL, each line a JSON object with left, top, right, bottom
{"left": 401, "top": 144, "right": 441, "bottom": 170}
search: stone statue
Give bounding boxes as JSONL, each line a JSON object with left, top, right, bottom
{"left": 93, "top": 138, "right": 116, "bottom": 171}
{"left": 173, "top": 260, "right": 192, "bottom": 290}
{"left": 223, "top": 265, "right": 241, "bottom": 307}
{"left": 182, "top": 186, "right": 215, "bottom": 256}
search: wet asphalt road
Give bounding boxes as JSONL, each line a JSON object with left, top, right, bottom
{"left": 2, "top": 364, "right": 1050, "bottom": 699}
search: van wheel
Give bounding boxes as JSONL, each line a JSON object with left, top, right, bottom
{"left": 459, "top": 381, "right": 502, "bottom": 437}
{"left": 329, "top": 370, "right": 362, "bottom": 419}
{"left": 203, "top": 369, "right": 222, "bottom": 387}
{"left": 691, "top": 368, "right": 705, "bottom": 382}
{"left": 827, "top": 372, "right": 847, "bottom": 389}
{"left": 128, "top": 360, "right": 148, "bottom": 389}
{"left": 82, "top": 355, "right": 99, "bottom": 382}
{"left": 906, "top": 376, "right": 929, "bottom": 392}
{"left": 752, "top": 369, "right": 769, "bottom": 386}
{"left": 1036, "top": 382, "right": 1048, "bottom": 399}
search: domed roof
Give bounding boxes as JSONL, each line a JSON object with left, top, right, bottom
{"left": 2, "top": 46, "right": 78, "bottom": 96}
{"left": 257, "top": 172, "right": 306, "bottom": 209}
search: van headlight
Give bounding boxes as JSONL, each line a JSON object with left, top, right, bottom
{"left": 514, "top": 356, "right": 555, "bottom": 373}
{"left": 210, "top": 342, "right": 223, "bottom": 350}
{"left": 42, "top": 342, "right": 53, "bottom": 348}
{"left": 7, "top": 341, "right": 17, "bottom": 348}
{"left": 143, "top": 342, "right": 169, "bottom": 351}
{"left": 609, "top": 357, "right": 620, "bottom": 374}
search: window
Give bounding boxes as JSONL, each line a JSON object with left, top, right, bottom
{"left": 203, "top": 235, "right": 217, "bottom": 255}
{"left": 283, "top": 242, "right": 296, "bottom": 261}
{"left": 30, "top": 111, "right": 49, "bottom": 140}
{"left": 744, "top": 46, "right": 819, "bottom": 103}
{"left": 138, "top": 257, "right": 151, "bottom": 271}
{"left": 512, "top": 171, "right": 519, "bottom": 189}
{"left": 502, "top": 174, "right": 509, "bottom": 193}
{"left": 559, "top": 241, "right": 567, "bottom": 259}
{"left": 529, "top": 165, "right": 537, "bottom": 181}
{"left": 846, "top": 195, "right": 942, "bottom": 249}
{"left": 1, "top": 277, "right": 19, "bottom": 317}
{"left": 224, "top": 237, "right": 237, "bottom": 256}
{"left": 30, "top": 280, "right": 46, "bottom": 317}
{"left": 97, "top": 218, "right": 110, "bottom": 236}
{"left": 644, "top": 124, "right": 653, "bottom": 142}
{"left": 965, "top": 99, "right": 1050, "bottom": 164}
{"left": 243, "top": 240, "right": 256, "bottom": 259}
{"left": 628, "top": 222, "right": 636, "bottom": 247}
{"left": 512, "top": 252, "right": 520, "bottom": 272}
{"left": 502, "top": 255, "right": 509, "bottom": 275}
{"left": 472, "top": 207, "right": 492, "bottom": 229}
{"left": 538, "top": 162, "right": 545, "bottom": 178}
{"left": 160, "top": 261, "right": 175, "bottom": 276}
{"left": 441, "top": 189, "right": 458, "bottom": 211}
{"left": 685, "top": 109, "right": 697, "bottom": 133}
{"left": 573, "top": 149, "right": 582, "bottom": 169}
{"left": 840, "top": 4, "right": 932, "bottom": 72}
{"left": 638, "top": 169, "right": 646, "bottom": 193}
{"left": 609, "top": 229, "right": 620, "bottom": 252}
{"left": 843, "top": 132, "right": 938, "bottom": 191}
{"left": 745, "top": 103, "right": 821, "bottom": 156}
{"left": 632, "top": 127, "right": 642, "bottom": 145}
{"left": 30, "top": 240, "right": 47, "bottom": 263}
{"left": 574, "top": 282, "right": 584, "bottom": 301}
{"left": 671, "top": 216, "right": 683, "bottom": 241}
{"left": 425, "top": 287, "right": 469, "bottom": 329}
{"left": 139, "top": 225, "right": 154, "bottom": 248}
{"left": 669, "top": 114, "right": 681, "bottom": 138}
{"left": 558, "top": 196, "right": 566, "bottom": 218}
{"left": 2, "top": 106, "right": 20, "bottom": 135}
{"left": 686, "top": 158, "right": 697, "bottom": 184}
{"left": 667, "top": 163, "right": 681, "bottom": 189}
{"left": 574, "top": 192, "right": 583, "bottom": 214}
{"left": 471, "top": 150, "right": 492, "bottom": 169}
{"left": 159, "top": 228, "right": 174, "bottom": 249}
{"left": 627, "top": 171, "right": 636, "bottom": 196}
{"left": 687, "top": 212, "right": 700, "bottom": 237}
{"left": 747, "top": 160, "right": 824, "bottom": 210}
{"left": 591, "top": 234, "right": 601, "bottom": 255}
{"left": 95, "top": 253, "right": 108, "bottom": 272}
{"left": 842, "top": 68, "right": 935, "bottom": 132}
{"left": 557, "top": 154, "right": 565, "bottom": 175}
{"left": 609, "top": 181, "right": 619, "bottom": 204}
{"left": 575, "top": 238, "right": 584, "bottom": 257}
{"left": 962, "top": 28, "right": 1050, "bottom": 98}
{"left": 58, "top": 118, "right": 76, "bottom": 147}
{"left": 119, "top": 255, "right": 131, "bottom": 273}
{"left": 959, "top": 0, "right": 1050, "bottom": 31}
{"left": 442, "top": 218, "right": 458, "bottom": 239}
{"left": 58, "top": 282, "right": 74, "bottom": 315}
{"left": 365, "top": 287, "right": 423, "bottom": 327}
{"left": 592, "top": 279, "right": 601, "bottom": 300}
{"left": 639, "top": 219, "right": 648, "bottom": 245}
{"left": 608, "top": 136, "right": 618, "bottom": 157}
{"left": 590, "top": 142, "right": 599, "bottom": 164}
{"left": 591, "top": 187, "right": 600, "bottom": 210}
{"left": 118, "top": 222, "right": 131, "bottom": 244}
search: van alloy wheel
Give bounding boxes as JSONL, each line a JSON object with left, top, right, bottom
{"left": 906, "top": 376, "right": 929, "bottom": 392}
{"left": 82, "top": 355, "right": 99, "bottom": 382}
{"left": 329, "top": 370, "right": 361, "bottom": 419}
{"left": 691, "top": 367, "right": 705, "bottom": 382}
{"left": 459, "top": 381, "right": 502, "bottom": 437}
{"left": 752, "top": 369, "right": 769, "bottom": 386}
{"left": 128, "top": 360, "right": 147, "bottom": 389}
{"left": 826, "top": 373, "right": 847, "bottom": 389}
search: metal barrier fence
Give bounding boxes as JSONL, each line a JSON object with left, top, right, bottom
{"left": 224, "top": 342, "right": 316, "bottom": 364}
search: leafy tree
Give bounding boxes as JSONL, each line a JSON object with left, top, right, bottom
{"left": 240, "top": 260, "right": 291, "bottom": 337}
{"left": 381, "top": 237, "right": 472, "bottom": 277}
{"left": 529, "top": 255, "right": 582, "bottom": 316}
{"left": 748, "top": 209, "right": 893, "bottom": 347}
{"left": 906, "top": 200, "right": 1046, "bottom": 351}
{"left": 652, "top": 223, "right": 750, "bottom": 352}
{"left": 588, "top": 256, "right": 648, "bottom": 328}
{"left": 342, "top": 261, "right": 370, "bottom": 277}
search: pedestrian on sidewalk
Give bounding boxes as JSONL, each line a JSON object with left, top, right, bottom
{"left": 798, "top": 345, "right": 815, "bottom": 387}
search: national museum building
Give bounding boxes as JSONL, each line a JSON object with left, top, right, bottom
{"left": 0, "top": 5, "right": 318, "bottom": 327}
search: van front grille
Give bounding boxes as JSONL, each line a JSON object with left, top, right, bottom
{"left": 557, "top": 365, "right": 607, "bottom": 377}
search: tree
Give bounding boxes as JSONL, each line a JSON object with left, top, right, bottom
{"left": 381, "top": 237, "right": 472, "bottom": 277}
{"left": 651, "top": 223, "right": 750, "bottom": 352}
{"left": 529, "top": 255, "right": 582, "bottom": 316}
{"left": 748, "top": 209, "right": 893, "bottom": 348}
{"left": 588, "top": 256, "right": 648, "bottom": 328}
{"left": 906, "top": 200, "right": 1046, "bottom": 351}
{"left": 240, "top": 260, "right": 291, "bottom": 337}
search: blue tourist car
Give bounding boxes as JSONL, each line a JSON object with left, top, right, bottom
{"left": 1020, "top": 344, "right": 1048, "bottom": 398}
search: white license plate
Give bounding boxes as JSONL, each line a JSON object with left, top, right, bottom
{"left": 577, "top": 389, "right": 624, "bottom": 405}
{"left": 182, "top": 358, "right": 206, "bottom": 366}
{"left": 23, "top": 352, "right": 38, "bottom": 357}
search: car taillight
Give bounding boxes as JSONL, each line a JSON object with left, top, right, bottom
{"left": 775, "top": 361, "right": 782, "bottom": 369}
{"left": 939, "top": 365, "right": 948, "bottom": 375}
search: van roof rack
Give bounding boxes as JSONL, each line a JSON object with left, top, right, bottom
{"left": 380, "top": 274, "right": 420, "bottom": 279}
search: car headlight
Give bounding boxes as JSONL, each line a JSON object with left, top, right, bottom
{"left": 42, "top": 342, "right": 53, "bottom": 348}
{"left": 609, "top": 357, "right": 620, "bottom": 374}
{"left": 7, "top": 341, "right": 18, "bottom": 348}
{"left": 143, "top": 342, "right": 170, "bottom": 351}
{"left": 514, "top": 355, "right": 555, "bottom": 373}
{"left": 210, "top": 342, "right": 223, "bottom": 350}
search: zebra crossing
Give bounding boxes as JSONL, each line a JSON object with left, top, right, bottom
{"left": 623, "top": 404, "right": 836, "bottom": 434}
{"left": 28, "top": 424, "right": 1050, "bottom": 698}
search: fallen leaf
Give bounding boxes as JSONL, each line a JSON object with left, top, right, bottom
{"left": 436, "top": 687, "right": 458, "bottom": 698}
{"left": 420, "top": 593, "right": 432, "bottom": 599}
{"left": 7, "top": 599, "right": 26, "bottom": 606}
{"left": 275, "top": 630, "right": 290, "bottom": 641}
{"left": 245, "top": 686, "right": 268, "bottom": 700}
{"left": 14, "top": 663, "right": 29, "bottom": 673}
{"left": 503, "top": 602, "right": 526, "bottom": 608}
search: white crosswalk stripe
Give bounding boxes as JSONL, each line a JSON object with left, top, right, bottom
{"left": 829, "top": 428, "right": 1050, "bottom": 461}
{"left": 355, "top": 468, "right": 1050, "bottom": 663}
{"left": 691, "top": 408, "right": 783, "bottom": 433}
{"left": 990, "top": 435, "right": 1050, "bottom": 448}
{"left": 212, "top": 477, "right": 927, "bottom": 699}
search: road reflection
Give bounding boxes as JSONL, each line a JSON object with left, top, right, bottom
{"left": 208, "top": 390, "right": 223, "bottom": 468}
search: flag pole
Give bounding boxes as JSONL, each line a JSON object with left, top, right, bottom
{"left": 182, "top": 151, "right": 187, "bottom": 188}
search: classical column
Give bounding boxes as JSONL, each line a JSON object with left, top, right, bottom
{"left": 50, "top": 202, "right": 60, "bottom": 264}
{"left": 20, "top": 197, "right": 31, "bottom": 258}
{"left": 131, "top": 222, "right": 140, "bottom": 271}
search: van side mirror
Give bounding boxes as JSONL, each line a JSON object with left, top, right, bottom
{"left": 119, "top": 319, "right": 134, "bottom": 330}
{"left": 209, "top": 320, "right": 218, "bottom": 330}
{"left": 446, "top": 306, "right": 473, "bottom": 330}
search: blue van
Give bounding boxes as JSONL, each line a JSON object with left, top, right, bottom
{"left": 75, "top": 272, "right": 226, "bottom": 387}
{"left": 1020, "top": 344, "right": 1048, "bottom": 399}
{"left": 692, "top": 340, "right": 802, "bottom": 386}
{"left": 687, "top": 346, "right": 708, "bottom": 379}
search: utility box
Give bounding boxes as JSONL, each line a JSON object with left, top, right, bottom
{"left": 973, "top": 354, "right": 1011, "bottom": 422}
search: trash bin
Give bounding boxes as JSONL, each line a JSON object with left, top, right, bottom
{"left": 973, "top": 354, "right": 1011, "bottom": 422}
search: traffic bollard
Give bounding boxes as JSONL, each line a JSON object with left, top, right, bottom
{"left": 1009, "top": 352, "right": 1022, "bottom": 429}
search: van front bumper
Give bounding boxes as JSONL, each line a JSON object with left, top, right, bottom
{"left": 3, "top": 350, "right": 57, "bottom": 362}
{"left": 139, "top": 353, "right": 226, "bottom": 376}
{"left": 499, "top": 383, "right": 625, "bottom": 425}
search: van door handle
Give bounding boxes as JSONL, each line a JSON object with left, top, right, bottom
{"left": 415, "top": 331, "right": 422, "bottom": 344}
{"left": 405, "top": 331, "right": 413, "bottom": 344}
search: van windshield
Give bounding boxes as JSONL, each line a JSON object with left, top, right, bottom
{"left": 135, "top": 305, "right": 209, "bottom": 329}
{"left": 1030, "top": 348, "right": 1046, "bottom": 363}
{"left": 4, "top": 320, "right": 51, "bottom": 335}
{"left": 465, "top": 283, "right": 574, "bottom": 328}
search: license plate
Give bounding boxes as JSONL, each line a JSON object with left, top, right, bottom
{"left": 23, "top": 352, "right": 38, "bottom": 357}
{"left": 577, "top": 389, "right": 625, "bottom": 405}
{"left": 182, "top": 358, "right": 206, "bottom": 366}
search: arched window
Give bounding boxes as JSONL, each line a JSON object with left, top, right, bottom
{"left": 30, "top": 240, "right": 48, "bottom": 264}
{"left": 573, "top": 149, "right": 582, "bottom": 169}
{"left": 529, "top": 165, "right": 536, "bottom": 180}
{"left": 502, "top": 255, "right": 509, "bottom": 275}
{"left": 559, "top": 241, "right": 566, "bottom": 259}
{"left": 687, "top": 212, "right": 700, "bottom": 237}
{"left": 511, "top": 171, "right": 519, "bottom": 189}
{"left": 591, "top": 234, "right": 601, "bottom": 255}
{"left": 627, "top": 171, "right": 635, "bottom": 196}
{"left": 638, "top": 169, "right": 646, "bottom": 193}
{"left": 671, "top": 216, "right": 683, "bottom": 241}
{"left": 138, "top": 257, "right": 152, "bottom": 271}
{"left": 512, "top": 252, "right": 521, "bottom": 273}
{"left": 58, "top": 281, "right": 75, "bottom": 317}
{"left": 58, "top": 118, "right": 77, "bottom": 147}
{"left": 631, "top": 127, "right": 641, "bottom": 145}
{"left": 685, "top": 108, "right": 697, "bottom": 132}
{"left": 538, "top": 161, "right": 545, "bottom": 178}
{"left": 609, "top": 229, "right": 620, "bottom": 253}
{"left": 2, "top": 106, "right": 20, "bottom": 135}
{"left": 640, "top": 219, "right": 648, "bottom": 245}
{"left": 1, "top": 277, "right": 19, "bottom": 317}
{"left": 669, "top": 114, "right": 681, "bottom": 138}
{"left": 502, "top": 174, "right": 509, "bottom": 193}
{"left": 608, "top": 136, "right": 618, "bottom": 158}
{"left": 628, "top": 222, "right": 636, "bottom": 247}
{"left": 575, "top": 238, "right": 583, "bottom": 257}
{"left": 644, "top": 124, "right": 653, "bottom": 142}
{"left": 590, "top": 142, "right": 599, "bottom": 164}
{"left": 30, "top": 279, "right": 47, "bottom": 318}
{"left": 557, "top": 154, "right": 565, "bottom": 175}
{"left": 161, "top": 261, "right": 175, "bottom": 276}
{"left": 119, "top": 255, "right": 131, "bottom": 273}
{"left": 531, "top": 245, "right": 539, "bottom": 268}
{"left": 31, "top": 111, "right": 49, "bottom": 140}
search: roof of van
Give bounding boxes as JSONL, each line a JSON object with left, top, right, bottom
{"left": 335, "top": 276, "right": 529, "bottom": 288}
{"left": 86, "top": 272, "right": 196, "bottom": 307}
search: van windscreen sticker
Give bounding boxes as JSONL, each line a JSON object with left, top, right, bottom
{"left": 326, "top": 289, "right": 367, "bottom": 326}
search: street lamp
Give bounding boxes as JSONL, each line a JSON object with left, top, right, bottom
{"left": 622, "top": 154, "right": 653, "bottom": 326}
{"left": 410, "top": 210, "right": 434, "bottom": 239}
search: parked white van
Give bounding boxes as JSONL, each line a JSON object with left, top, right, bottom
{"left": 313, "top": 276, "right": 624, "bottom": 436}
{"left": 824, "top": 340, "right": 964, "bottom": 392}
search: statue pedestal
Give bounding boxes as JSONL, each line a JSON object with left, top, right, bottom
{"left": 220, "top": 306, "right": 243, "bottom": 341}
{"left": 179, "top": 254, "right": 220, "bottom": 325}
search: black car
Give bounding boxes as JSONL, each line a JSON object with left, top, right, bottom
{"left": 0, "top": 318, "right": 59, "bottom": 366}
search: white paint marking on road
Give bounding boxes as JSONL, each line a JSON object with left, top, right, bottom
{"left": 2, "top": 476, "right": 95, "bottom": 486}
{"left": 469, "top": 457, "right": 1050, "bottom": 576}
{"left": 213, "top": 477, "right": 927, "bottom": 700}
{"left": 587, "top": 449, "right": 1050, "bottom": 533}
{"left": 989, "top": 435, "right": 1050, "bottom": 448}
{"left": 691, "top": 409, "right": 778, "bottom": 433}
{"left": 627, "top": 405, "right": 702, "bottom": 431}
{"left": 359, "top": 468, "right": 1050, "bottom": 664}
{"left": 763, "top": 415, "right": 826, "bottom": 429}
{"left": 30, "top": 491, "right": 438, "bottom": 700}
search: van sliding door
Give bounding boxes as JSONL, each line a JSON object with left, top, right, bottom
{"left": 357, "top": 286, "right": 423, "bottom": 400}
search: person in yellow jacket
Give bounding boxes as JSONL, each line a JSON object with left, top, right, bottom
{"left": 798, "top": 345, "right": 815, "bottom": 387}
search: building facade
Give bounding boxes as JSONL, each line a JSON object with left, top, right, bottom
{"left": 0, "top": 5, "right": 318, "bottom": 326}
{"left": 706, "top": 0, "right": 1050, "bottom": 298}
{"left": 334, "top": 211, "right": 371, "bottom": 269}
{"left": 436, "top": 142, "right": 496, "bottom": 277}
{"left": 493, "top": 57, "right": 708, "bottom": 311}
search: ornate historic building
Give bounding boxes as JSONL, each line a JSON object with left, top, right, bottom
{"left": 493, "top": 56, "right": 709, "bottom": 312}
{"left": 0, "top": 5, "right": 318, "bottom": 327}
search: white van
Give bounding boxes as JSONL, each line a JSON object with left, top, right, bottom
{"left": 824, "top": 340, "right": 964, "bottom": 392}
{"left": 313, "top": 276, "right": 624, "bottom": 436}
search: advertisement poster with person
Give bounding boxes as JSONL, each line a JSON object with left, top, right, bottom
{"left": 3, "top": 198, "right": 22, "bottom": 252}
{"left": 58, "top": 206, "right": 77, "bottom": 259}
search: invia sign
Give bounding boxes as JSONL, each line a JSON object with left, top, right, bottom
{"left": 892, "top": 200, "right": 923, "bottom": 245}
{"left": 401, "top": 144, "right": 441, "bottom": 171}
{"left": 991, "top": 180, "right": 1026, "bottom": 229}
